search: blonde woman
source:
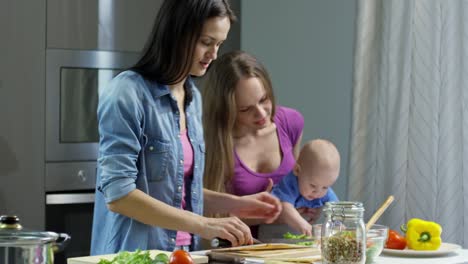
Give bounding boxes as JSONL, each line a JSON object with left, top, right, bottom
{"left": 203, "top": 51, "right": 318, "bottom": 237}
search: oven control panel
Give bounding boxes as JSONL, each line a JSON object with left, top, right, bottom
{"left": 45, "top": 161, "right": 96, "bottom": 192}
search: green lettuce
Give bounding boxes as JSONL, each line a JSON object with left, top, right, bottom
{"left": 97, "top": 250, "right": 169, "bottom": 264}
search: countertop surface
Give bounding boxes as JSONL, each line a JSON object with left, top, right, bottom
{"left": 192, "top": 247, "right": 468, "bottom": 264}
{"left": 374, "top": 248, "right": 468, "bottom": 264}
{"left": 72, "top": 245, "right": 468, "bottom": 264}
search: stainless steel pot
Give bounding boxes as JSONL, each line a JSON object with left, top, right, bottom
{"left": 0, "top": 215, "right": 70, "bottom": 264}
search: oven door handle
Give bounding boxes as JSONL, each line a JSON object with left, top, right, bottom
{"left": 46, "top": 193, "right": 95, "bottom": 205}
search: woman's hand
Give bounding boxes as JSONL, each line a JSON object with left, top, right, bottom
{"left": 200, "top": 216, "right": 253, "bottom": 247}
{"left": 296, "top": 207, "right": 322, "bottom": 224}
{"left": 264, "top": 178, "right": 274, "bottom": 192}
{"left": 230, "top": 192, "right": 282, "bottom": 224}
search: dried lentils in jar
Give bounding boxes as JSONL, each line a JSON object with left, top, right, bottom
{"left": 322, "top": 232, "right": 364, "bottom": 264}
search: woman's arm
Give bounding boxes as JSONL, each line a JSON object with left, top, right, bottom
{"left": 240, "top": 215, "right": 287, "bottom": 226}
{"left": 108, "top": 189, "right": 253, "bottom": 246}
{"left": 203, "top": 189, "right": 281, "bottom": 223}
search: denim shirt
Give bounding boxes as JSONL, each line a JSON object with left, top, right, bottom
{"left": 91, "top": 71, "right": 205, "bottom": 255}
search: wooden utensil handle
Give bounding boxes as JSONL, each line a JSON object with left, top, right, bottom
{"left": 366, "top": 195, "right": 394, "bottom": 231}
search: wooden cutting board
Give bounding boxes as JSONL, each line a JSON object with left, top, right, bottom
{"left": 67, "top": 250, "right": 208, "bottom": 264}
{"left": 208, "top": 243, "right": 321, "bottom": 263}
{"left": 211, "top": 243, "right": 311, "bottom": 252}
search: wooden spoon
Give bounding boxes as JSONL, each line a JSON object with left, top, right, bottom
{"left": 365, "top": 195, "right": 394, "bottom": 231}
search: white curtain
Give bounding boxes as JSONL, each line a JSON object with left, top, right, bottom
{"left": 349, "top": 0, "right": 468, "bottom": 247}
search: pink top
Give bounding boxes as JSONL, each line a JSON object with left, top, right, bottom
{"left": 176, "top": 129, "right": 194, "bottom": 246}
{"left": 228, "top": 106, "right": 304, "bottom": 196}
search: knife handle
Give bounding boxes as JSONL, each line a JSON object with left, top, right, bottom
{"left": 210, "top": 237, "right": 231, "bottom": 248}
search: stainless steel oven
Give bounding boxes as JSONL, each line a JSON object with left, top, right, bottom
{"left": 45, "top": 49, "right": 138, "bottom": 162}
{"left": 44, "top": 0, "right": 162, "bottom": 262}
{"left": 45, "top": 49, "right": 139, "bottom": 263}
{"left": 45, "top": 192, "right": 95, "bottom": 263}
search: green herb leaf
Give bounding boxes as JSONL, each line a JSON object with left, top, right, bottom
{"left": 97, "top": 249, "right": 169, "bottom": 264}
{"left": 283, "top": 232, "right": 312, "bottom": 239}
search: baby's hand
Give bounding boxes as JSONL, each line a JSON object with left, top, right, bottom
{"left": 298, "top": 221, "right": 312, "bottom": 237}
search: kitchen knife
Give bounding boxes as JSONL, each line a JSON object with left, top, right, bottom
{"left": 210, "top": 237, "right": 263, "bottom": 248}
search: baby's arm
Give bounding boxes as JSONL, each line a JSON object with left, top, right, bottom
{"left": 279, "top": 202, "right": 312, "bottom": 237}
{"left": 296, "top": 207, "right": 322, "bottom": 224}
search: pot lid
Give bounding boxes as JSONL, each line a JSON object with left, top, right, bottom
{"left": 0, "top": 215, "right": 58, "bottom": 246}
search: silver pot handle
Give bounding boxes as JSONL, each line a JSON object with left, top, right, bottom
{"left": 52, "top": 233, "right": 71, "bottom": 253}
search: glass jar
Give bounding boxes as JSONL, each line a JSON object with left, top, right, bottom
{"left": 321, "top": 202, "right": 366, "bottom": 264}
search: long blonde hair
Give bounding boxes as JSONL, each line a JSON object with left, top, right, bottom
{"left": 202, "top": 51, "right": 276, "bottom": 193}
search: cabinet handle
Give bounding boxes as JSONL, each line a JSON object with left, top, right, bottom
{"left": 46, "top": 193, "right": 94, "bottom": 204}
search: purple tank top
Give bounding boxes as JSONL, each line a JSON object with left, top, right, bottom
{"left": 228, "top": 106, "right": 304, "bottom": 196}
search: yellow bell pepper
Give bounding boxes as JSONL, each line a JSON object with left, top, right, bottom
{"left": 402, "top": 218, "right": 442, "bottom": 250}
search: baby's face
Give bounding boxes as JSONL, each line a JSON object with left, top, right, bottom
{"left": 297, "top": 166, "right": 338, "bottom": 201}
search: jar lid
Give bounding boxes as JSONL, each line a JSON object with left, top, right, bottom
{"left": 323, "top": 201, "right": 364, "bottom": 215}
{"left": 324, "top": 201, "right": 364, "bottom": 209}
{"left": 0, "top": 215, "right": 58, "bottom": 246}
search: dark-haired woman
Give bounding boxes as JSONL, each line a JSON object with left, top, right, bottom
{"left": 91, "top": 0, "right": 281, "bottom": 255}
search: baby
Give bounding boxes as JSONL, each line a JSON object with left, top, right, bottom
{"left": 271, "top": 139, "right": 340, "bottom": 236}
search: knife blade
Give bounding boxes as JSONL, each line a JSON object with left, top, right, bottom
{"left": 206, "top": 251, "right": 246, "bottom": 263}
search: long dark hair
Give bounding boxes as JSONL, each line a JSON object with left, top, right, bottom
{"left": 131, "top": 0, "right": 236, "bottom": 85}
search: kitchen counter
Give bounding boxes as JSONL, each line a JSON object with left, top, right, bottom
{"left": 374, "top": 248, "right": 468, "bottom": 264}
{"left": 193, "top": 247, "right": 468, "bottom": 264}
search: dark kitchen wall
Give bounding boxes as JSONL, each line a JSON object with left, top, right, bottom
{"left": 241, "top": 0, "right": 357, "bottom": 199}
{"left": 0, "top": 0, "right": 46, "bottom": 229}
